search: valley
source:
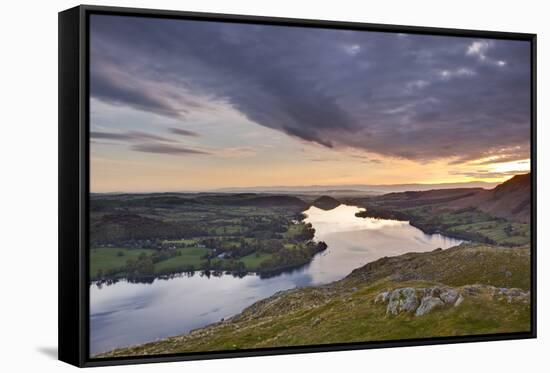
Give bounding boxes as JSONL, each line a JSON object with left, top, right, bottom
{"left": 91, "top": 174, "right": 532, "bottom": 356}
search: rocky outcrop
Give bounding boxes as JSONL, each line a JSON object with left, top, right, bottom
{"left": 416, "top": 296, "right": 445, "bottom": 316}
{"left": 386, "top": 288, "right": 419, "bottom": 315}
{"left": 460, "top": 284, "right": 530, "bottom": 304}
{"left": 495, "top": 287, "right": 530, "bottom": 303}
{"left": 379, "top": 286, "right": 463, "bottom": 316}
{"left": 374, "top": 287, "right": 454, "bottom": 316}
{"left": 374, "top": 285, "right": 529, "bottom": 317}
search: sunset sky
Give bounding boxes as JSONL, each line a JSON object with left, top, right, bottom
{"left": 90, "top": 15, "right": 531, "bottom": 193}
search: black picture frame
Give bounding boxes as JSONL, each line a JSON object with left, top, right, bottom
{"left": 59, "top": 4, "right": 537, "bottom": 368}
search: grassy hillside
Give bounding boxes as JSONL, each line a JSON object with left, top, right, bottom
{"left": 351, "top": 175, "right": 531, "bottom": 247}
{"left": 449, "top": 173, "right": 531, "bottom": 223}
{"left": 97, "top": 243, "right": 530, "bottom": 357}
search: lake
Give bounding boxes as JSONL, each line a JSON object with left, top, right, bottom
{"left": 90, "top": 204, "right": 463, "bottom": 355}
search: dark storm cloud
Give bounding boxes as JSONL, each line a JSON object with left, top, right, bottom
{"left": 90, "top": 130, "right": 175, "bottom": 143}
{"left": 90, "top": 15, "right": 531, "bottom": 163}
{"left": 91, "top": 130, "right": 208, "bottom": 155}
{"left": 130, "top": 143, "right": 209, "bottom": 155}
{"left": 90, "top": 66, "right": 187, "bottom": 118}
{"left": 168, "top": 127, "right": 200, "bottom": 137}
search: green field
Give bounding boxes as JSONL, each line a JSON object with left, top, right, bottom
{"left": 239, "top": 253, "right": 274, "bottom": 270}
{"left": 91, "top": 246, "right": 277, "bottom": 279}
{"left": 154, "top": 247, "right": 210, "bottom": 274}
{"left": 90, "top": 241, "right": 309, "bottom": 281}
{"left": 358, "top": 204, "right": 530, "bottom": 247}
{"left": 89, "top": 193, "right": 324, "bottom": 281}
{"left": 447, "top": 221, "right": 530, "bottom": 246}
{"left": 162, "top": 238, "right": 198, "bottom": 246}
{"left": 211, "top": 225, "right": 244, "bottom": 235}
{"left": 283, "top": 223, "right": 304, "bottom": 239}
{"left": 90, "top": 248, "right": 154, "bottom": 278}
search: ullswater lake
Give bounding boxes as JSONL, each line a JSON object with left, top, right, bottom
{"left": 90, "top": 204, "right": 463, "bottom": 355}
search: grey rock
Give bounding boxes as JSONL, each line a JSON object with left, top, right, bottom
{"left": 415, "top": 296, "right": 444, "bottom": 316}
{"left": 387, "top": 288, "right": 419, "bottom": 315}
{"left": 374, "top": 291, "right": 390, "bottom": 304}
{"left": 440, "top": 288, "right": 460, "bottom": 304}
{"left": 463, "top": 284, "right": 487, "bottom": 295}
{"left": 503, "top": 288, "right": 522, "bottom": 297}
{"left": 495, "top": 288, "right": 530, "bottom": 304}
{"left": 428, "top": 287, "right": 441, "bottom": 298}
{"left": 454, "top": 294, "right": 464, "bottom": 307}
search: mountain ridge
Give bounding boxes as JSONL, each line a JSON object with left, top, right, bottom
{"left": 215, "top": 180, "right": 500, "bottom": 194}
{"left": 448, "top": 173, "right": 531, "bottom": 223}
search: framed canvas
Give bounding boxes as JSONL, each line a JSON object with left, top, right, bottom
{"left": 58, "top": 5, "right": 537, "bottom": 367}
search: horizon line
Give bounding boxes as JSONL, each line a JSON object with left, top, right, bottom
{"left": 89, "top": 176, "right": 528, "bottom": 194}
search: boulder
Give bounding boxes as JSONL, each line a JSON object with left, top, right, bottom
{"left": 387, "top": 288, "right": 419, "bottom": 315}
{"left": 381, "top": 286, "right": 473, "bottom": 316}
{"left": 495, "top": 288, "right": 530, "bottom": 304}
{"left": 428, "top": 287, "right": 441, "bottom": 298}
{"left": 440, "top": 288, "right": 460, "bottom": 305}
{"left": 416, "top": 296, "right": 445, "bottom": 316}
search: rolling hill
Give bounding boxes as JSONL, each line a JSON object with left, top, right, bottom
{"left": 449, "top": 174, "right": 531, "bottom": 223}
{"left": 311, "top": 196, "right": 341, "bottom": 210}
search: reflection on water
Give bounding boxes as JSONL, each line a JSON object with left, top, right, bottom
{"left": 90, "top": 204, "right": 463, "bottom": 355}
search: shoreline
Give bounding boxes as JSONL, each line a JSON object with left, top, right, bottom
{"left": 354, "top": 207, "right": 505, "bottom": 246}
{"left": 90, "top": 208, "right": 327, "bottom": 284}
{"left": 90, "top": 240, "right": 328, "bottom": 285}
{"left": 91, "top": 204, "right": 466, "bottom": 354}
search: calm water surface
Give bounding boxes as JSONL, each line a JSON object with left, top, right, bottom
{"left": 90, "top": 205, "right": 462, "bottom": 354}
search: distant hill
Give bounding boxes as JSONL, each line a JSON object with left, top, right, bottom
{"left": 91, "top": 193, "right": 309, "bottom": 210}
{"left": 449, "top": 174, "right": 531, "bottom": 223}
{"left": 356, "top": 174, "right": 531, "bottom": 224}
{"left": 215, "top": 180, "right": 498, "bottom": 194}
{"left": 311, "top": 196, "right": 341, "bottom": 210}
{"left": 224, "top": 195, "right": 309, "bottom": 209}
{"left": 93, "top": 180, "right": 500, "bottom": 195}
{"left": 370, "top": 188, "right": 484, "bottom": 208}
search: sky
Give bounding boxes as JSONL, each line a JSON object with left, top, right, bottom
{"left": 89, "top": 15, "right": 531, "bottom": 192}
